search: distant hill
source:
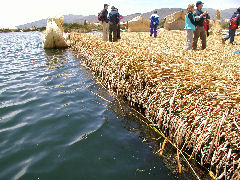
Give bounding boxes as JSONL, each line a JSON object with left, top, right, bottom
{"left": 17, "top": 8, "right": 237, "bottom": 29}
{"left": 221, "top": 8, "right": 236, "bottom": 19}
{"left": 17, "top": 14, "right": 84, "bottom": 29}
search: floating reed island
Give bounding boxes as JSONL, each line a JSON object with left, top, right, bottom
{"left": 69, "top": 29, "right": 240, "bottom": 179}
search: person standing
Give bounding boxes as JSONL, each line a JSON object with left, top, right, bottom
{"left": 101, "top": 4, "right": 109, "bottom": 41}
{"left": 222, "top": 7, "right": 240, "bottom": 45}
{"left": 108, "top": 6, "right": 119, "bottom": 42}
{"left": 116, "top": 8, "right": 123, "bottom": 40}
{"left": 150, "top": 11, "right": 160, "bottom": 38}
{"left": 193, "top": 1, "right": 210, "bottom": 50}
{"left": 184, "top": 4, "right": 196, "bottom": 50}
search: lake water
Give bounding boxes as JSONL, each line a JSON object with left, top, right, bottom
{"left": 0, "top": 32, "right": 177, "bottom": 180}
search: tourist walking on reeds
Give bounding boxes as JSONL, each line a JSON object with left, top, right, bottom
{"left": 108, "top": 6, "right": 120, "bottom": 42}
{"left": 100, "top": 4, "right": 109, "bottom": 41}
{"left": 193, "top": 1, "right": 210, "bottom": 50}
{"left": 184, "top": 4, "right": 196, "bottom": 50}
{"left": 116, "top": 8, "right": 123, "bottom": 40}
{"left": 222, "top": 7, "right": 240, "bottom": 45}
{"left": 150, "top": 11, "right": 159, "bottom": 38}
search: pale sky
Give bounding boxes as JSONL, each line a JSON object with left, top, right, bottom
{"left": 0, "top": 0, "right": 239, "bottom": 28}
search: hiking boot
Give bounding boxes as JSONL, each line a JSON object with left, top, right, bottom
{"left": 222, "top": 38, "right": 225, "bottom": 44}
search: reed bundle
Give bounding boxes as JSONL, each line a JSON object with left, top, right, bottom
{"left": 70, "top": 30, "right": 240, "bottom": 179}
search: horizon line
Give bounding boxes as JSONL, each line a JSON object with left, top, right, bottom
{"left": 8, "top": 7, "right": 238, "bottom": 28}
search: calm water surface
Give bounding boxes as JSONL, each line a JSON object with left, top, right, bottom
{"left": 0, "top": 32, "right": 176, "bottom": 180}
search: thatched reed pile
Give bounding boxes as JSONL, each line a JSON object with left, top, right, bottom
{"left": 69, "top": 30, "right": 240, "bottom": 179}
{"left": 212, "top": 10, "right": 223, "bottom": 34}
{"left": 164, "top": 10, "right": 185, "bottom": 30}
{"left": 128, "top": 15, "right": 150, "bottom": 32}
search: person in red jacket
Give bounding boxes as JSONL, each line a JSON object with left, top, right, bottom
{"left": 116, "top": 8, "right": 123, "bottom": 40}
{"left": 222, "top": 7, "right": 240, "bottom": 45}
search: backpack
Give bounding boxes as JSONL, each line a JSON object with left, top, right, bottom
{"left": 98, "top": 12, "right": 102, "bottom": 21}
{"left": 203, "top": 19, "right": 209, "bottom": 31}
{"left": 230, "top": 17, "right": 238, "bottom": 30}
{"left": 98, "top": 10, "right": 105, "bottom": 21}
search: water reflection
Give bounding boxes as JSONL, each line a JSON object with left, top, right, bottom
{"left": 44, "top": 48, "right": 67, "bottom": 56}
{"left": 44, "top": 49, "right": 68, "bottom": 69}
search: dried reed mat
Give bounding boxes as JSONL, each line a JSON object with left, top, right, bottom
{"left": 69, "top": 30, "right": 240, "bottom": 180}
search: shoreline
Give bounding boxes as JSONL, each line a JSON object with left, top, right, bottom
{"left": 69, "top": 31, "right": 239, "bottom": 179}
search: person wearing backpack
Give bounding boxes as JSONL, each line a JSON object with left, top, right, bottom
{"left": 150, "top": 11, "right": 159, "bottom": 38}
{"left": 108, "top": 6, "right": 120, "bottom": 42}
{"left": 99, "top": 4, "right": 109, "bottom": 41}
{"left": 192, "top": 1, "right": 210, "bottom": 50}
{"left": 222, "top": 7, "right": 240, "bottom": 45}
{"left": 184, "top": 4, "right": 196, "bottom": 50}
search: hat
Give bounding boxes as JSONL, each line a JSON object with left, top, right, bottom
{"left": 196, "top": 1, "right": 204, "bottom": 7}
{"left": 111, "top": 6, "right": 116, "bottom": 9}
{"left": 104, "top": 4, "right": 109, "bottom": 7}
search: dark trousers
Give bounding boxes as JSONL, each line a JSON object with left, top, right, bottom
{"left": 109, "top": 22, "right": 118, "bottom": 42}
{"left": 193, "top": 25, "right": 206, "bottom": 50}
{"left": 117, "top": 25, "right": 121, "bottom": 39}
{"left": 224, "top": 28, "right": 236, "bottom": 43}
{"left": 150, "top": 24, "right": 157, "bottom": 37}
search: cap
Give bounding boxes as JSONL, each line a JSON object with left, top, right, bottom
{"left": 196, "top": 1, "right": 204, "bottom": 7}
{"left": 111, "top": 6, "right": 116, "bottom": 9}
{"left": 104, "top": 4, "right": 109, "bottom": 7}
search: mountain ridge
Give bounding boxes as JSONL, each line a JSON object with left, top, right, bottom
{"left": 17, "top": 8, "right": 237, "bottom": 29}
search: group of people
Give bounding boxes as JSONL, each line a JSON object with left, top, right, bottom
{"left": 184, "top": 1, "right": 210, "bottom": 50}
{"left": 99, "top": 4, "right": 123, "bottom": 42}
{"left": 99, "top": 2, "right": 240, "bottom": 50}
{"left": 184, "top": 1, "right": 240, "bottom": 50}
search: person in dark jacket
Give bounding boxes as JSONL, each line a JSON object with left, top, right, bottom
{"left": 222, "top": 7, "right": 240, "bottom": 44}
{"left": 101, "top": 4, "right": 109, "bottom": 41}
{"left": 108, "top": 6, "right": 119, "bottom": 42}
{"left": 192, "top": 1, "right": 210, "bottom": 50}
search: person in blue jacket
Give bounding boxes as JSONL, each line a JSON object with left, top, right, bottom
{"left": 184, "top": 4, "right": 196, "bottom": 50}
{"left": 222, "top": 7, "right": 240, "bottom": 45}
{"left": 150, "top": 11, "right": 159, "bottom": 38}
